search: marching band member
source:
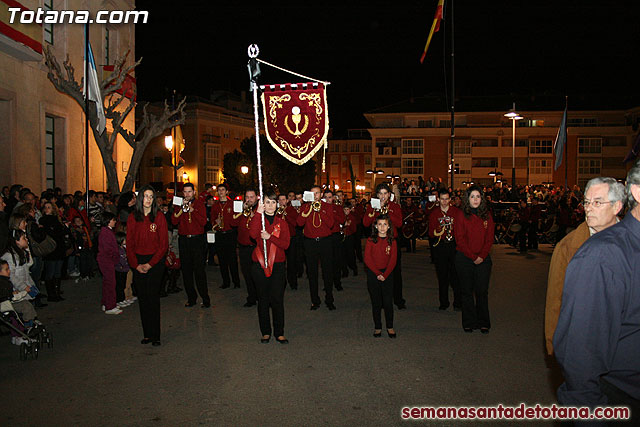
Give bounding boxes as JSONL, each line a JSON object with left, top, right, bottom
{"left": 363, "top": 183, "right": 405, "bottom": 310}
{"left": 249, "top": 191, "right": 291, "bottom": 344}
{"left": 210, "top": 183, "right": 241, "bottom": 289}
{"left": 428, "top": 189, "right": 460, "bottom": 311}
{"left": 351, "top": 197, "right": 365, "bottom": 262}
{"left": 425, "top": 189, "right": 439, "bottom": 264}
{"left": 232, "top": 188, "right": 258, "bottom": 307}
{"left": 454, "top": 185, "right": 495, "bottom": 334}
{"left": 277, "top": 194, "right": 299, "bottom": 290}
{"left": 341, "top": 201, "right": 358, "bottom": 277}
{"left": 323, "top": 189, "right": 346, "bottom": 291}
{"left": 297, "top": 185, "right": 335, "bottom": 310}
{"left": 126, "top": 185, "right": 169, "bottom": 346}
{"left": 171, "top": 183, "right": 210, "bottom": 308}
{"left": 401, "top": 197, "right": 419, "bottom": 253}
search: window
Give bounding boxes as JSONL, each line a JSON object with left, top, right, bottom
{"left": 45, "top": 115, "right": 55, "bottom": 189}
{"left": 530, "top": 159, "right": 552, "bottom": 175}
{"left": 104, "top": 27, "right": 110, "bottom": 65}
{"left": 402, "top": 158, "right": 423, "bottom": 175}
{"left": 349, "top": 143, "right": 360, "bottom": 152}
{"left": 206, "top": 169, "right": 219, "bottom": 184}
{"left": 578, "top": 159, "right": 601, "bottom": 175}
{"left": 223, "top": 131, "right": 229, "bottom": 139}
{"left": 472, "top": 139, "right": 498, "bottom": 147}
{"left": 417, "top": 120, "right": 433, "bottom": 128}
{"left": 364, "top": 156, "right": 371, "bottom": 166}
{"left": 453, "top": 140, "right": 471, "bottom": 155}
{"left": 568, "top": 118, "right": 597, "bottom": 127}
{"left": 402, "top": 139, "right": 423, "bottom": 155}
{"left": 364, "top": 143, "right": 372, "bottom": 153}
{"left": 43, "top": 0, "right": 53, "bottom": 45}
{"left": 603, "top": 137, "right": 626, "bottom": 147}
{"left": 471, "top": 158, "right": 498, "bottom": 168}
{"left": 501, "top": 139, "right": 528, "bottom": 147}
{"left": 578, "top": 138, "right": 602, "bottom": 154}
{"left": 440, "top": 119, "right": 451, "bottom": 128}
{"left": 529, "top": 139, "right": 553, "bottom": 154}
{"left": 205, "top": 144, "right": 220, "bottom": 167}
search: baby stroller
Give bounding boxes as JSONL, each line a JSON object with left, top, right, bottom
{"left": 1, "top": 296, "right": 53, "bottom": 360}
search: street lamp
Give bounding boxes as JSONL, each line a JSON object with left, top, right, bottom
{"left": 240, "top": 165, "right": 249, "bottom": 175}
{"left": 182, "top": 171, "right": 189, "bottom": 182}
{"left": 164, "top": 135, "right": 174, "bottom": 151}
{"left": 366, "top": 168, "right": 385, "bottom": 190}
{"left": 488, "top": 170, "right": 503, "bottom": 183}
{"left": 504, "top": 103, "right": 523, "bottom": 187}
{"left": 164, "top": 135, "right": 178, "bottom": 194}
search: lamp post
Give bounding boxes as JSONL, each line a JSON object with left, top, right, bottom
{"left": 366, "top": 168, "right": 385, "bottom": 192}
{"left": 488, "top": 170, "right": 503, "bottom": 184}
{"left": 504, "top": 103, "right": 523, "bottom": 187}
{"left": 240, "top": 165, "right": 249, "bottom": 190}
{"left": 164, "top": 135, "right": 177, "bottom": 195}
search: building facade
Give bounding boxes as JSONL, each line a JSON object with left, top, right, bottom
{"left": 139, "top": 94, "right": 257, "bottom": 190}
{"left": 364, "top": 96, "right": 638, "bottom": 189}
{"left": 0, "top": 0, "right": 136, "bottom": 193}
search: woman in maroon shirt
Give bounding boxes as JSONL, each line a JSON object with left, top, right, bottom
{"left": 249, "top": 190, "right": 290, "bottom": 344}
{"left": 364, "top": 214, "right": 398, "bottom": 338}
{"left": 453, "top": 185, "right": 495, "bottom": 334}
{"left": 126, "top": 185, "right": 168, "bottom": 346}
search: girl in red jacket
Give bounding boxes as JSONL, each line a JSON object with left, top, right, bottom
{"left": 249, "top": 190, "right": 291, "bottom": 344}
{"left": 364, "top": 214, "right": 398, "bottom": 338}
{"left": 453, "top": 185, "right": 495, "bottom": 334}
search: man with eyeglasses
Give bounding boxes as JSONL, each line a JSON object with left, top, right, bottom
{"left": 553, "top": 166, "right": 640, "bottom": 420}
{"left": 545, "top": 177, "right": 625, "bottom": 356}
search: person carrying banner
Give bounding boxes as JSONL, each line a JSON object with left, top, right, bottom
{"left": 250, "top": 191, "right": 291, "bottom": 344}
{"left": 232, "top": 188, "right": 258, "bottom": 307}
{"left": 363, "top": 183, "right": 405, "bottom": 310}
{"left": 210, "top": 183, "right": 240, "bottom": 289}
{"left": 297, "top": 185, "right": 335, "bottom": 310}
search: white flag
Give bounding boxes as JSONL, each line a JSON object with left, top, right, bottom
{"left": 83, "top": 42, "right": 106, "bottom": 134}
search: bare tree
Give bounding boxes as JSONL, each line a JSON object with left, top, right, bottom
{"left": 43, "top": 45, "right": 185, "bottom": 194}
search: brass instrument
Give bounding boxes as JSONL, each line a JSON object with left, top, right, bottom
{"left": 311, "top": 201, "right": 322, "bottom": 212}
{"left": 182, "top": 199, "right": 192, "bottom": 213}
{"left": 380, "top": 205, "right": 389, "bottom": 215}
{"left": 276, "top": 206, "right": 286, "bottom": 215}
{"left": 243, "top": 207, "right": 252, "bottom": 217}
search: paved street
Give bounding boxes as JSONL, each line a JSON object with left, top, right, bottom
{"left": 1, "top": 241, "right": 559, "bottom": 426}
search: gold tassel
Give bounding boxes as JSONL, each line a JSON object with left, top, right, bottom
{"left": 322, "top": 138, "right": 327, "bottom": 173}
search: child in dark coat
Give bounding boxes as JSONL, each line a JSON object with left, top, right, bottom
{"left": 97, "top": 212, "right": 120, "bottom": 315}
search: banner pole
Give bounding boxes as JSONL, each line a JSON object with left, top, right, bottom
{"left": 248, "top": 45, "right": 268, "bottom": 268}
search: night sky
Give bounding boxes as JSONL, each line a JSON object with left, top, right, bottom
{"left": 135, "top": 1, "right": 640, "bottom": 133}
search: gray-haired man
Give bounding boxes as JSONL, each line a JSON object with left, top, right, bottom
{"left": 554, "top": 165, "right": 640, "bottom": 422}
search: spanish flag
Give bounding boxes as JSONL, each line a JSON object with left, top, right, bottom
{"left": 420, "top": 0, "right": 444, "bottom": 64}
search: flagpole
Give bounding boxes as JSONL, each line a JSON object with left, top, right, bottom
{"left": 449, "top": 0, "right": 455, "bottom": 190}
{"left": 248, "top": 45, "right": 268, "bottom": 268}
{"left": 84, "top": 23, "right": 90, "bottom": 210}
{"left": 564, "top": 96, "right": 568, "bottom": 190}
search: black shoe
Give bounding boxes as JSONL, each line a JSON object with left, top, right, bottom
{"left": 310, "top": 304, "right": 320, "bottom": 311}
{"left": 185, "top": 301, "right": 196, "bottom": 307}
{"left": 141, "top": 338, "right": 152, "bottom": 344}
{"left": 219, "top": 284, "right": 230, "bottom": 289}
{"left": 326, "top": 302, "right": 336, "bottom": 310}
{"left": 373, "top": 330, "right": 382, "bottom": 338}
{"left": 439, "top": 304, "right": 449, "bottom": 310}
{"left": 243, "top": 301, "right": 256, "bottom": 307}
{"left": 260, "top": 335, "right": 271, "bottom": 343}
{"left": 335, "top": 285, "right": 343, "bottom": 291}
{"left": 387, "top": 330, "right": 397, "bottom": 338}
{"left": 396, "top": 303, "right": 406, "bottom": 310}
{"left": 34, "top": 299, "right": 48, "bottom": 308}
{"left": 201, "top": 302, "right": 211, "bottom": 308}
{"left": 276, "top": 337, "right": 289, "bottom": 344}
{"left": 463, "top": 328, "right": 473, "bottom": 333}
{"left": 480, "top": 328, "right": 490, "bottom": 334}
{"left": 152, "top": 341, "right": 161, "bottom": 346}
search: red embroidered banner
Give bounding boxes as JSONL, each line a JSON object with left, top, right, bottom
{"left": 261, "top": 83, "right": 329, "bottom": 165}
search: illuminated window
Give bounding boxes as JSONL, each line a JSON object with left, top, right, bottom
{"left": 402, "top": 158, "right": 423, "bottom": 175}
{"left": 529, "top": 140, "right": 553, "bottom": 154}
{"left": 578, "top": 159, "right": 601, "bottom": 175}
{"left": 402, "top": 139, "right": 423, "bottom": 155}
{"left": 578, "top": 138, "right": 602, "bottom": 154}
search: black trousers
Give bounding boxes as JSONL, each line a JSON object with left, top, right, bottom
{"left": 393, "top": 242, "right": 405, "bottom": 307}
{"left": 433, "top": 241, "right": 460, "bottom": 307}
{"left": 330, "top": 233, "right": 342, "bottom": 287}
{"left": 215, "top": 230, "right": 240, "bottom": 287}
{"left": 600, "top": 378, "right": 640, "bottom": 425}
{"left": 295, "top": 227, "right": 306, "bottom": 276}
{"left": 179, "top": 234, "right": 209, "bottom": 304}
{"left": 304, "top": 237, "right": 333, "bottom": 305}
{"left": 455, "top": 252, "right": 492, "bottom": 329}
{"left": 239, "top": 245, "right": 257, "bottom": 304}
{"left": 366, "top": 267, "right": 394, "bottom": 329}
{"left": 251, "top": 262, "right": 286, "bottom": 337}
{"left": 341, "top": 234, "right": 357, "bottom": 274}
{"left": 115, "top": 271, "right": 127, "bottom": 303}
{"left": 517, "top": 223, "right": 529, "bottom": 251}
{"left": 133, "top": 254, "right": 164, "bottom": 341}
{"left": 285, "top": 234, "right": 298, "bottom": 289}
